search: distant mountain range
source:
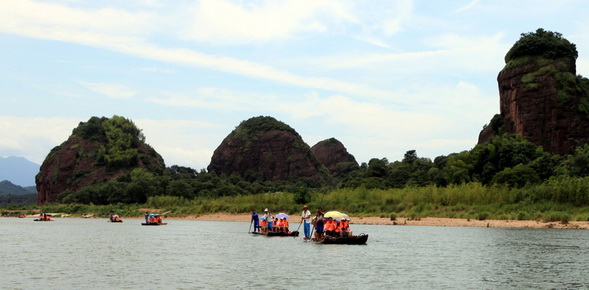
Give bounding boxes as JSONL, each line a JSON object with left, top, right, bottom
{"left": 0, "top": 180, "right": 36, "bottom": 195}
{"left": 0, "top": 156, "right": 39, "bottom": 187}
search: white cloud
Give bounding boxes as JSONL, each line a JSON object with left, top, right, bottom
{"left": 187, "top": 0, "right": 352, "bottom": 44}
{"left": 453, "top": 0, "right": 480, "bottom": 14}
{"left": 140, "top": 66, "right": 174, "bottom": 74}
{"left": 0, "top": 116, "right": 80, "bottom": 164}
{"left": 148, "top": 87, "right": 284, "bottom": 112}
{"left": 310, "top": 32, "right": 508, "bottom": 74}
{"left": 0, "top": 0, "right": 155, "bottom": 36}
{"left": 133, "top": 119, "right": 226, "bottom": 169}
{"left": 0, "top": 1, "right": 394, "bottom": 101}
{"left": 79, "top": 82, "right": 137, "bottom": 99}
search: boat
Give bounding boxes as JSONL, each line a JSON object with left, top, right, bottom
{"left": 34, "top": 213, "right": 53, "bottom": 221}
{"left": 252, "top": 212, "right": 298, "bottom": 236}
{"left": 308, "top": 211, "right": 368, "bottom": 244}
{"left": 142, "top": 214, "right": 166, "bottom": 226}
{"left": 109, "top": 214, "right": 123, "bottom": 223}
{"left": 317, "top": 234, "right": 369, "bottom": 245}
{"left": 251, "top": 231, "right": 299, "bottom": 237}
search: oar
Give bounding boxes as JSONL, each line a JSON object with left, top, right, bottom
{"left": 248, "top": 220, "right": 253, "bottom": 233}
{"left": 293, "top": 221, "right": 302, "bottom": 239}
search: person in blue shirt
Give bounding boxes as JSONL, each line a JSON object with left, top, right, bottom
{"left": 251, "top": 209, "right": 260, "bottom": 232}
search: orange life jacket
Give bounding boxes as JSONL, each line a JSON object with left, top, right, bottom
{"left": 325, "top": 220, "right": 336, "bottom": 231}
{"left": 343, "top": 220, "right": 350, "bottom": 230}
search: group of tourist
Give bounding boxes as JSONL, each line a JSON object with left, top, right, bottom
{"left": 308, "top": 206, "right": 351, "bottom": 240}
{"left": 109, "top": 214, "right": 122, "bottom": 222}
{"left": 38, "top": 213, "right": 52, "bottom": 221}
{"left": 250, "top": 208, "right": 292, "bottom": 234}
{"left": 144, "top": 213, "right": 163, "bottom": 225}
{"left": 250, "top": 205, "right": 352, "bottom": 240}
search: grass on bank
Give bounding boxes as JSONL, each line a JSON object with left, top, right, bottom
{"left": 5, "top": 177, "right": 589, "bottom": 224}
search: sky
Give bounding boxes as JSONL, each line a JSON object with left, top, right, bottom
{"left": 2, "top": 0, "right": 589, "bottom": 170}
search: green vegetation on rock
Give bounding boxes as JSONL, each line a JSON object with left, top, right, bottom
{"left": 232, "top": 116, "right": 299, "bottom": 137}
{"left": 505, "top": 28, "right": 577, "bottom": 63}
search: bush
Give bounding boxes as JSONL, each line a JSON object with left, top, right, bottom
{"left": 516, "top": 211, "right": 529, "bottom": 220}
{"left": 543, "top": 211, "right": 570, "bottom": 223}
{"left": 476, "top": 212, "right": 490, "bottom": 221}
{"left": 389, "top": 213, "right": 397, "bottom": 221}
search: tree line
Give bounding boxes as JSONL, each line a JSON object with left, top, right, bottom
{"left": 51, "top": 133, "right": 589, "bottom": 206}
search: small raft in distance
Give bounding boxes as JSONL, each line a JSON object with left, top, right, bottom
{"left": 142, "top": 214, "right": 166, "bottom": 226}
{"left": 109, "top": 214, "right": 123, "bottom": 223}
{"left": 34, "top": 213, "right": 53, "bottom": 222}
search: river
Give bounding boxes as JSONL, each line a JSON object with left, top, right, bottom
{"left": 2, "top": 218, "right": 589, "bottom": 289}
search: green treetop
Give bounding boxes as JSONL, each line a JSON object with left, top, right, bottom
{"left": 505, "top": 28, "right": 578, "bottom": 63}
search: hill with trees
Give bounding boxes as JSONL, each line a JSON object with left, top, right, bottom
{"left": 207, "top": 116, "right": 331, "bottom": 185}
{"left": 311, "top": 138, "right": 359, "bottom": 178}
{"left": 36, "top": 116, "right": 165, "bottom": 205}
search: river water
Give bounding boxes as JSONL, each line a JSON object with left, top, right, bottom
{"left": 2, "top": 218, "right": 589, "bottom": 289}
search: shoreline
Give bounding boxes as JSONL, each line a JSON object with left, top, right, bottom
{"left": 18, "top": 213, "right": 589, "bottom": 229}
{"left": 164, "top": 213, "right": 589, "bottom": 229}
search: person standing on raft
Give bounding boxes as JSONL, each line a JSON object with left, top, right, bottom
{"left": 262, "top": 208, "right": 273, "bottom": 232}
{"left": 313, "top": 207, "right": 325, "bottom": 241}
{"left": 301, "top": 205, "right": 311, "bottom": 239}
{"left": 251, "top": 209, "right": 260, "bottom": 233}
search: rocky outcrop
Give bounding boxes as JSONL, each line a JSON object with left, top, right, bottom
{"left": 478, "top": 29, "right": 589, "bottom": 155}
{"left": 36, "top": 116, "right": 165, "bottom": 204}
{"left": 311, "top": 138, "right": 359, "bottom": 176}
{"left": 207, "top": 116, "right": 330, "bottom": 184}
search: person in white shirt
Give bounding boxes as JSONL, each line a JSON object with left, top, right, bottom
{"left": 301, "top": 205, "right": 311, "bottom": 239}
{"left": 262, "top": 208, "right": 273, "bottom": 232}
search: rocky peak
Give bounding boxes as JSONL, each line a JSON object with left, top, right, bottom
{"left": 207, "top": 116, "right": 330, "bottom": 184}
{"left": 479, "top": 29, "right": 589, "bottom": 155}
{"left": 35, "top": 116, "right": 165, "bottom": 204}
{"left": 311, "top": 138, "right": 359, "bottom": 176}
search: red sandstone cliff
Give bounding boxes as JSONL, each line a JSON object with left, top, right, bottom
{"left": 36, "top": 116, "right": 165, "bottom": 204}
{"left": 478, "top": 30, "right": 589, "bottom": 154}
{"left": 207, "top": 116, "right": 330, "bottom": 184}
{"left": 311, "top": 138, "right": 359, "bottom": 176}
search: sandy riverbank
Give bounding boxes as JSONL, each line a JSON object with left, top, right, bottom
{"left": 18, "top": 212, "right": 589, "bottom": 229}
{"left": 168, "top": 213, "right": 589, "bottom": 229}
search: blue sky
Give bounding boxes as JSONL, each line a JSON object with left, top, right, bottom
{"left": 2, "top": 0, "right": 589, "bottom": 170}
